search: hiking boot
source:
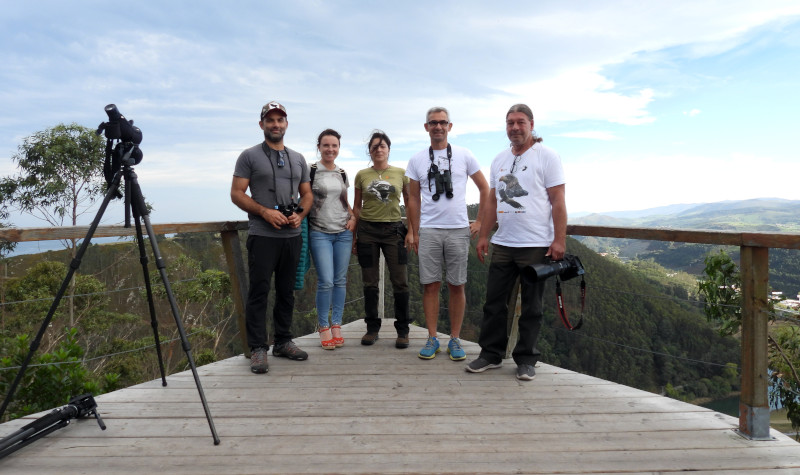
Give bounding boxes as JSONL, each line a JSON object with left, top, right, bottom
{"left": 361, "top": 332, "right": 379, "bottom": 345}
{"left": 465, "top": 357, "right": 502, "bottom": 373}
{"left": 418, "top": 336, "right": 440, "bottom": 360}
{"left": 447, "top": 338, "right": 466, "bottom": 361}
{"left": 272, "top": 341, "right": 308, "bottom": 361}
{"left": 395, "top": 333, "right": 409, "bottom": 349}
{"left": 516, "top": 364, "right": 536, "bottom": 381}
{"left": 250, "top": 347, "right": 269, "bottom": 374}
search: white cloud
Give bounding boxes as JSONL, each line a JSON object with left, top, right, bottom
{"left": 565, "top": 151, "right": 800, "bottom": 214}
{"left": 557, "top": 131, "right": 619, "bottom": 141}
{"left": 2, "top": 1, "right": 800, "bottom": 224}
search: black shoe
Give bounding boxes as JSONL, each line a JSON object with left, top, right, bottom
{"left": 272, "top": 341, "right": 308, "bottom": 361}
{"left": 465, "top": 357, "right": 502, "bottom": 373}
{"left": 516, "top": 364, "right": 536, "bottom": 381}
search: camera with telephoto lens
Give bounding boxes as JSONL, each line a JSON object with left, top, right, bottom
{"left": 523, "top": 254, "right": 585, "bottom": 282}
{"left": 275, "top": 202, "right": 303, "bottom": 218}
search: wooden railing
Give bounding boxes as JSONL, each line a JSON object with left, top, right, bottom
{"left": 3, "top": 221, "right": 800, "bottom": 440}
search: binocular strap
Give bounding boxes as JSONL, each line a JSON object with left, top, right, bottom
{"left": 555, "top": 277, "right": 585, "bottom": 330}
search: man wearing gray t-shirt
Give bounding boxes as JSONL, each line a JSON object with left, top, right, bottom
{"left": 231, "top": 101, "right": 313, "bottom": 374}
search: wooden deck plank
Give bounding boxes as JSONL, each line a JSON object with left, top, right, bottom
{"left": 1, "top": 320, "right": 799, "bottom": 474}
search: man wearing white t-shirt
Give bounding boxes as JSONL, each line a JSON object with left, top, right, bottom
{"left": 405, "top": 107, "right": 489, "bottom": 360}
{"left": 467, "top": 103, "right": 567, "bottom": 381}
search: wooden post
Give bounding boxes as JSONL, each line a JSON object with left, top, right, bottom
{"left": 505, "top": 278, "right": 521, "bottom": 359}
{"left": 378, "top": 253, "right": 386, "bottom": 319}
{"left": 221, "top": 230, "right": 250, "bottom": 358}
{"left": 739, "top": 245, "right": 771, "bottom": 440}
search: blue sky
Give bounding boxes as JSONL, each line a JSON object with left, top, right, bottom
{"left": 2, "top": 1, "right": 800, "bottom": 229}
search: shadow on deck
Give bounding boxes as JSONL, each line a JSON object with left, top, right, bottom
{"left": 1, "top": 320, "right": 800, "bottom": 474}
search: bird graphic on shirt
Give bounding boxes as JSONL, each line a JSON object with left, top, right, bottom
{"left": 367, "top": 180, "right": 395, "bottom": 203}
{"left": 498, "top": 174, "right": 528, "bottom": 209}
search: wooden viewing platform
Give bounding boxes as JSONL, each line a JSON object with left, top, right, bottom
{"left": 1, "top": 321, "right": 799, "bottom": 474}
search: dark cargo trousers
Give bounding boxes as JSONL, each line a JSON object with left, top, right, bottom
{"left": 478, "top": 244, "right": 548, "bottom": 366}
{"left": 355, "top": 220, "right": 411, "bottom": 335}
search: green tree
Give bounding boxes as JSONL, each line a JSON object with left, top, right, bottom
{"left": 0, "top": 203, "right": 16, "bottom": 257}
{"left": 699, "top": 250, "right": 800, "bottom": 436}
{"left": 0, "top": 123, "right": 106, "bottom": 325}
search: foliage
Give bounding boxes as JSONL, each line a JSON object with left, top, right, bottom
{"left": 0, "top": 328, "right": 119, "bottom": 422}
{"left": 0, "top": 240, "right": 239, "bottom": 418}
{"left": 698, "top": 250, "right": 742, "bottom": 336}
{"left": 699, "top": 250, "right": 800, "bottom": 436}
{"left": 0, "top": 203, "right": 16, "bottom": 257}
{"left": 0, "top": 123, "right": 106, "bottom": 229}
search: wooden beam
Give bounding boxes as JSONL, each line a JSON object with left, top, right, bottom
{"left": 739, "top": 245, "right": 771, "bottom": 440}
{"left": 220, "top": 230, "right": 250, "bottom": 358}
{"left": 0, "top": 221, "right": 249, "bottom": 243}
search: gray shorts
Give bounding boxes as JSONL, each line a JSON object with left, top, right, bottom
{"left": 418, "top": 227, "right": 470, "bottom": 285}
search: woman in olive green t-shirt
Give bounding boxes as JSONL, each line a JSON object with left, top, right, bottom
{"left": 352, "top": 130, "right": 412, "bottom": 349}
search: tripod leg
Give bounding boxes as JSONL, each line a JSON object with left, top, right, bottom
{"left": 127, "top": 171, "right": 220, "bottom": 445}
{"left": 132, "top": 215, "right": 167, "bottom": 386}
{"left": 0, "top": 169, "right": 124, "bottom": 421}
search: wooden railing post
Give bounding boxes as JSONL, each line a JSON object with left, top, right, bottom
{"left": 378, "top": 253, "right": 386, "bottom": 319}
{"left": 505, "top": 279, "right": 521, "bottom": 359}
{"left": 221, "top": 230, "right": 250, "bottom": 358}
{"left": 739, "top": 245, "right": 771, "bottom": 440}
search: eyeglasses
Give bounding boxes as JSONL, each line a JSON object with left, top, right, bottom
{"left": 277, "top": 150, "right": 286, "bottom": 167}
{"left": 427, "top": 120, "right": 449, "bottom": 127}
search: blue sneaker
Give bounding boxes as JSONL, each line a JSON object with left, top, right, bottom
{"left": 447, "top": 338, "right": 466, "bottom": 361}
{"left": 418, "top": 336, "right": 440, "bottom": 359}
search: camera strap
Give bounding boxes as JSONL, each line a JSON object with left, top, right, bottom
{"left": 262, "top": 143, "right": 295, "bottom": 206}
{"left": 555, "top": 276, "right": 585, "bottom": 330}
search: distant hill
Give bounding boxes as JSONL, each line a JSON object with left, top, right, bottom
{"left": 572, "top": 198, "right": 800, "bottom": 232}
{"left": 571, "top": 198, "right": 800, "bottom": 296}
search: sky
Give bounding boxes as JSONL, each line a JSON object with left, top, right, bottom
{"left": 2, "top": 0, "right": 800, "bottom": 231}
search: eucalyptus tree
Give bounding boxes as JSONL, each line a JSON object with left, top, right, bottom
{"left": 0, "top": 123, "right": 106, "bottom": 325}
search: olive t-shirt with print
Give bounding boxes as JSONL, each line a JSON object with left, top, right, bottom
{"left": 353, "top": 165, "right": 408, "bottom": 222}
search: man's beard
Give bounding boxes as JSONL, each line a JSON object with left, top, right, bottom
{"left": 264, "top": 129, "right": 285, "bottom": 144}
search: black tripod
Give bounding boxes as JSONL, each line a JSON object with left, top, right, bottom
{"left": 0, "top": 159, "right": 220, "bottom": 445}
{"left": 0, "top": 394, "right": 105, "bottom": 459}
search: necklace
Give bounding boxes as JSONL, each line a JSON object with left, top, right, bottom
{"left": 373, "top": 164, "right": 389, "bottom": 179}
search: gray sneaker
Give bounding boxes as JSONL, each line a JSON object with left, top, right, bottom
{"left": 250, "top": 347, "right": 269, "bottom": 374}
{"left": 516, "top": 364, "right": 536, "bottom": 381}
{"left": 465, "top": 357, "right": 502, "bottom": 373}
{"left": 272, "top": 341, "right": 308, "bottom": 361}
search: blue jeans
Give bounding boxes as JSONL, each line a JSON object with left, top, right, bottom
{"left": 309, "top": 229, "right": 353, "bottom": 328}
